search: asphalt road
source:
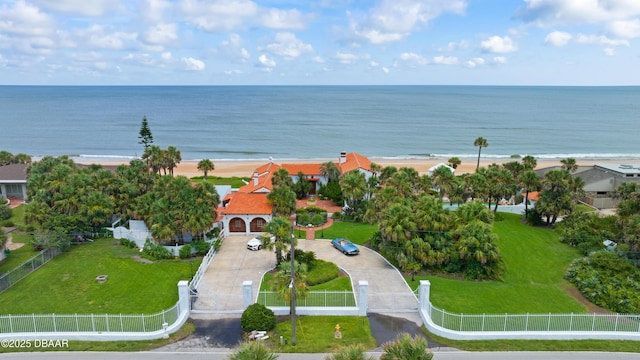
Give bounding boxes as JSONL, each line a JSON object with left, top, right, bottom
{"left": 2, "top": 351, "right": 639, "bottom": 360}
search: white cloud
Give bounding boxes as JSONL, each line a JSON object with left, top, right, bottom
{"left": 382, "top": 66, "right": 389, "bottom": 73}
{"left": 259, "top": 8, "right": 306, "bottom": 29}
{"left": 398, "top": 52, "right": 429, "bottom": 66}
{"left": 74, "top": 25, "right": 138, "bottom": 50}
{"left": 481, "top": 36, "right": 518, "bottom": 53}
{"left": 312, "top": 56, "right": 326, "bottom": 63}
{"left": 224, "top": 69, "right": 243, "bottom": 75}
{"left": 544, "top": 31, "right": 572, "bottom": 46}
{"left": 161, "top": 52, "right": 172, "bottom": 60}
{"left": 465, "top": 57, "right": 485, "bottom": 68}
{"left": 0, "top": 0, "right": 56, "bottom": 37}
{"left": 180, "top": 0, "right": 258, "bottom": 32}
{"left": 440, "top": 40, "right": 469, "bottom": 52}
{"left": 350, "top": 0, "right": 466, "bottom": 44}
{"left": 218, "top": 33, "right": 251, "bottom": 62}
{"left": 257, "top": 54, "right": 276, "bottom": 69}
{"left": 181, "top": 56, "right": 205, "bottom": 70}
{"left": 575, "top": 34, "right": 630, "bottom": 47}
{"left": 142, "top": 23, "right": 178, "bottom": 47}
{"left": 518, "top": 0, "right": 640, "bottom": 26}
{"left": 493, "top": 56, "right": 507, "bottom": 64}
{"left": 31, "top": 0, "right": 122, "bottom": 17}
{"left": 603, "top": 47, "right": 615, "bottom": 56}
{"left": 142, "top": 0, "right": 172, "bottom": 23}
{"left": 124, "top": 53, "right": 156, "bottom": 66}
{"left": 262, "top": 32, "right": 312, "bottom": 60}
{"left": 333, "top": 51, "right": 365, "bottom": 64}
{"left": 608, "top": 19, "right": 640, "bottom": 39}
{"left": 433, "top": 56, "right": 458, "bottom": 65}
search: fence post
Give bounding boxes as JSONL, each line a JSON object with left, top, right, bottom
{"left": 482, "top": 314, "right": 485, "bottom": 331}
{"left": 525, "top": 313, "right": 529, "bottom": 331}
{"left": 105, "top": 314, "right": 109, "bottom": 332}
{"left": 504, "top": 314, "right": 507, "bottom": 331}
{"left": 615, "top": 314, "right": 619, "bottom": 331}
{"left": 9, "top": 314, "right": 12, "bottom": 332}
{"left": 52, "top": 313, "right": 56, "bottom": 332}
{"left": 243, "top": 281, "right": 253, "bottom": 309}
{"left": 177, "top": 280, "right": 190, "bottom": 315}
{"left": 592, "top": 313, "right": 596, "bottom": 331}
{"left": 33, "top": 313, "right": 37, "bottom": 332}
{"left": 569, "top": 313, "right": 573, "bottom": 331}
{"left": 547, "top": 313, "right": 551, "bottom": 331}
{"left": 91, "top": 314, "right": 95, "bottom": 332}
{"left": 358, "top": 281, "right": 368, "bottom": 316}
{"left": 419, "top": 280, "right": 431, "bottom": 311}
{"left": 76, "top": 314, "right": 79, "bottom": 332}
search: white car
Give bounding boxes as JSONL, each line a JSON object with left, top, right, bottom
{"left": 247, "top": 237, "right": 263, "bottom": 251}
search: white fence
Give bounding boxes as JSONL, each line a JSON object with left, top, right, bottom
{"left": 257, "top": 290, "right": 356, "bottom": 307}
{"left": 189, "top": 238, "right": 219, "bottom": 293}
{"left": 0, "top": 281, "right": 191, "bottom": 341}
{"left": 0, "top": 248, "right": 61, "bottom": 294}
{"left": 418, "top": 280, "right": 640, "bottom": 341}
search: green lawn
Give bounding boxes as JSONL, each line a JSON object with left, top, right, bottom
{"left": 407, "top": 213, "right": 585, "bottom": 314}
{"left": 190, "top": 175, "right": 250, "bottom": 188}
{"left": 0, "top": 242, "right": 39, "bottom": 273}
{"left": 315, "top": 221, "right": 377, "bottom": 244}
{"left": 271, "top": 316, "right": 376, "bottom": 353}
{"left": 0, "top": 238, "right": 200, "bottom": 314}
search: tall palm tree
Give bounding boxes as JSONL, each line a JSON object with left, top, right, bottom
{"left": 447, "top": 157, "right": 461, "bottom": 169}
{"left": 197, "top": 158, "right": 215, "bottom": 181}
{"left": 165, "top": 146, "right": 181, "bottom": 176}
{"left": 339, "top": 170, "right": 367, "bottom": 208}
{"left": 521, "top": 155, "right": 537, "bottom": 170}
{"left": 519, "top": 170, "right": 540, "bottom": 216}
{"left": 267, "top": 185, "right": 296, "bottom": 217}
{"left": 264, "top": 216, "right": 293, "bottom": 265}
{"left": 473, "top": 137, "right": 488, "bottom": 170}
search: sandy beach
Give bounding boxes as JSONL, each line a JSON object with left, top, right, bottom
{"left": 77, "top": 157, "right": 639, "bottom": 179}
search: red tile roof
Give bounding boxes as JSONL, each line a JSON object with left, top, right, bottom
{"left": 339, "top": 152, "right": 372, "bottom": 173}
{"left": 254, "top": 162, "right": 280, "bottom": 177}
{"left": 238, "top": 171, "right": 274, "bottom": 193}
{"left": 525, "top": 191, "right": 540, "bottom": 201}
{"left": 281, "top": 163, "right": 323, "bottom": 176}
{"left": 224, "top": 193, "right": 272, "bottom": 215}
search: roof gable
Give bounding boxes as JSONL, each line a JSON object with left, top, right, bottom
{"left": 281, "top": 163, "right": 323, "bottom": 176}
{"left": 339, "top": 152, "right": 372, "bottom": 173}
{"left": 224, "top": 193, "right": 272, "bottom": 215}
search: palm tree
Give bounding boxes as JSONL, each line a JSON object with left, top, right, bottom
{"left": 521, "top": 155, "right": 537, "bottom": 170}
{"left": 272, "top": 168, "right": 293, "bottom": 188}
{"left": 264, "top": 216, "right": 293, "bottom": 265}
{"left": 339, "top": 170, "right": 367, "bottom": 208}
{"left": 271, "top": 260, "right": 308, "bottom": 303}
{"left": 197, "top": 158, "right": 215, "bottom": 181}
{"left": 519, "top": 170, "right": 540, "bottom": 216}
{"left": 165, "top": 145, "right": 181, "bottom": 176}
{"left": 473, "top": 137, "right": 488, "bottom": 170}
{"left": 267, "top": 185, "right": 297, "bottom": 217}
{"left": 320, "top": 161, "right": 341, "bottom": 182}
{"left": 560, "top": 157, "right": 578, "bottom": 173}
{"left": 447, "top": 157, "right": 461, "bottom": 169}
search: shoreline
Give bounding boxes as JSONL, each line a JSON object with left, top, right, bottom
{"left": 73, "top": 157, "right": 640, "bottom": 179}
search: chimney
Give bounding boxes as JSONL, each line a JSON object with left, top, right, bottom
{"left": 253, "top": 171, "right": 259, "bottom": 186}
{"left": 339, "top": 151, "right": 347, "bottom": 164}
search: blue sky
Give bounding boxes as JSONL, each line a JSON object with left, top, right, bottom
{"left": 1, "top": 0, "right": 639, "bottom": 85}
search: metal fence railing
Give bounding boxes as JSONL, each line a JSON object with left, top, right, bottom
{"left": 0, "top": 247, "right": 61, "bottom": 294}
{"left": 257, "top": 290, "right": 356, "bottom": 307}
{"left": 188, "top": 237, "right": 219, "bottom": 294}
{"left": 428, "top": 304, "right": 640, "bottom": 333}
{"left": 0, "top": 302, "right": 182, "bottom": 334}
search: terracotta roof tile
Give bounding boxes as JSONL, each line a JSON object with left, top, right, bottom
{"left": 238, "top": 171, "right": 274, "bottom": 193}
{"left": 525, "top": 191, "right": 540, "bottom": 201}
{"left": 224, "top": 193, "right": 272, "bottom": 215}
{"left": 281, "top": 163, "right": 323, "bottom": 176}
{"left": 254, "top": 162, "right": 280, "bottom": 176}
{"left": 339, "top": 152, "right": 372, "bottom": 173}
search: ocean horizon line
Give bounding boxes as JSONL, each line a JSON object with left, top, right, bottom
{"left": 26, "top": 153, "right": 640, "bottom": 164}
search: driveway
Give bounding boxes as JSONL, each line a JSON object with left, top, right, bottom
{"left": 192, "top": 236, "right": 420, "bottom": 325}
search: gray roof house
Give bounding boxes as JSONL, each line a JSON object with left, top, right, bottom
{"left": 0, "top": 163, "right": 28, "bottom": 203}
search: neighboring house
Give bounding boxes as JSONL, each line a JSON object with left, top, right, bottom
{"left": 427, "top": 162, "right": 455, "bottom": 177}
{"left": 217, "top": 151, "right": 375, "bottom": 236}
{"left": 536, "top": 164, "right": 640, "bottom": 209}
{"left": 0, "top": 163, "right": 28, "bottom": 203}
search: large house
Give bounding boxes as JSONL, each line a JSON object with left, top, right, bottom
{"left": 218, "top": 152, "right": 374, "bottom": 236}
{"left": 536, "top": 163, "right": 640, "bottom": 209}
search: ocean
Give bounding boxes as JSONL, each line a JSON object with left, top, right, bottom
{"left": 1, "top": 85, "right": 639, "bottom": 162}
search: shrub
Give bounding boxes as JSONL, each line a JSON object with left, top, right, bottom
{"left": 297, "top": 213, "right": 311, "bottom": 226}
{"left": 240, "top": 303, "right": 276, "bottom": 332}
{"left": 285, "top": 249, "right": 316, "bottom": 267}
{"left": 229, "top": 341, "right": 278, "bottom": 360}
{"left": 0, "top": 204, "right": 11, "bottom": 221}
{"left": 526, "top": 208, "right": 543, "bottom": 226}
{"left": 2, "top": 220, "right": 14, "bottom": 227}
{"left": 142, "top": 240, "right": 172, "bottom": 260}
{"left": 307, "top": 259, "right": 339, "bottom": 286}
{"left": 381, "top": 333, "right": 433, "bottom": 360}
{"left": 119, "top": 238, "right": 137, "bottom": 248}
{"left": 192, "top": 240, "right": 211, "bottom": 255}
{"left": 179, "top": 244, "right": 192, "bottom": 259}
{"left": 206, "top": 227, "right": 220, "bottom": 239}
{"left": 327, "top": 344, "right": 374, "bottom": 360}
{"left": 311, "top": 214, "right": 324, "bottom": 226}
{"left": 332, "top": 212, "right": 342, "bottom": 221}
{"left": 31, "top": 232, "right": 71, "bottom": 252}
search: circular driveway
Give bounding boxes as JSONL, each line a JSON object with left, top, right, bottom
{"left": 193, "top": 236, "right": 420, "bottom": 324}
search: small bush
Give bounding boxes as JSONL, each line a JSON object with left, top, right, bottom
{"left": 142, "top": 240, "right": 172, "bottom": 260}
{"left": 192, "top": 240, "right": 211, "bottom": 255}
{"left": 327, "top": 344, "right": 374, "bottom": 360}
{"left": 332, "top": 212, "right": 342, "bottom": 221}
{"left": 381, "top": 333, "right": 433, "bottom": 360}
{"left": 0, "top": 204, "right": 11, "bottom": 221}
{"left": 284, "top": 249, "right": 316, "bottom": 266}
{"left": 311, "top": 214, "right": 324, "bottom": 226}
{"left": 229, "top": 341, "right": 278, "bottom": 360}
{"left": 179, "top": 244, "right": 192, "bottom": 259}
{"left": 240, "top": 303, "right": 276, "bottom": 332}
{"left": 307, "top": 259, "right": 339, "bottom": 286}
{"left": 2, "top": 220, "right": 14, "bottom": 227}
{"left": 297, "top": 213, "right": 311, "bottom": 226}
{"left": 119, "top": 238, "right": 137, "bottom": 248}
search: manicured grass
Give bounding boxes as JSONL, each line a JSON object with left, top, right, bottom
{"left": 0, "top": 242, "right": 39, "bottom": 273}
{"left": 424, "top": 328, "right": 640, "bottom": 352}
{"left": 309, "top": 277, "right": 352, "bottom": 291}
{"left": 406, "top": 213, "right": 585, "bottom": 314}
{"left": 8, "top": 205, "right": 26, "bottom": 228}
{"left": 271, "top": 316, "right": 376, "bottom": 353}
{"left": 0, "top": 238, "right": 201, "bottom": 314}
{"left": 315, "top": 221, "right": 377, "bottom": 244}
{"left": 190, "top": 175, "right": 250, "bottom": 188}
